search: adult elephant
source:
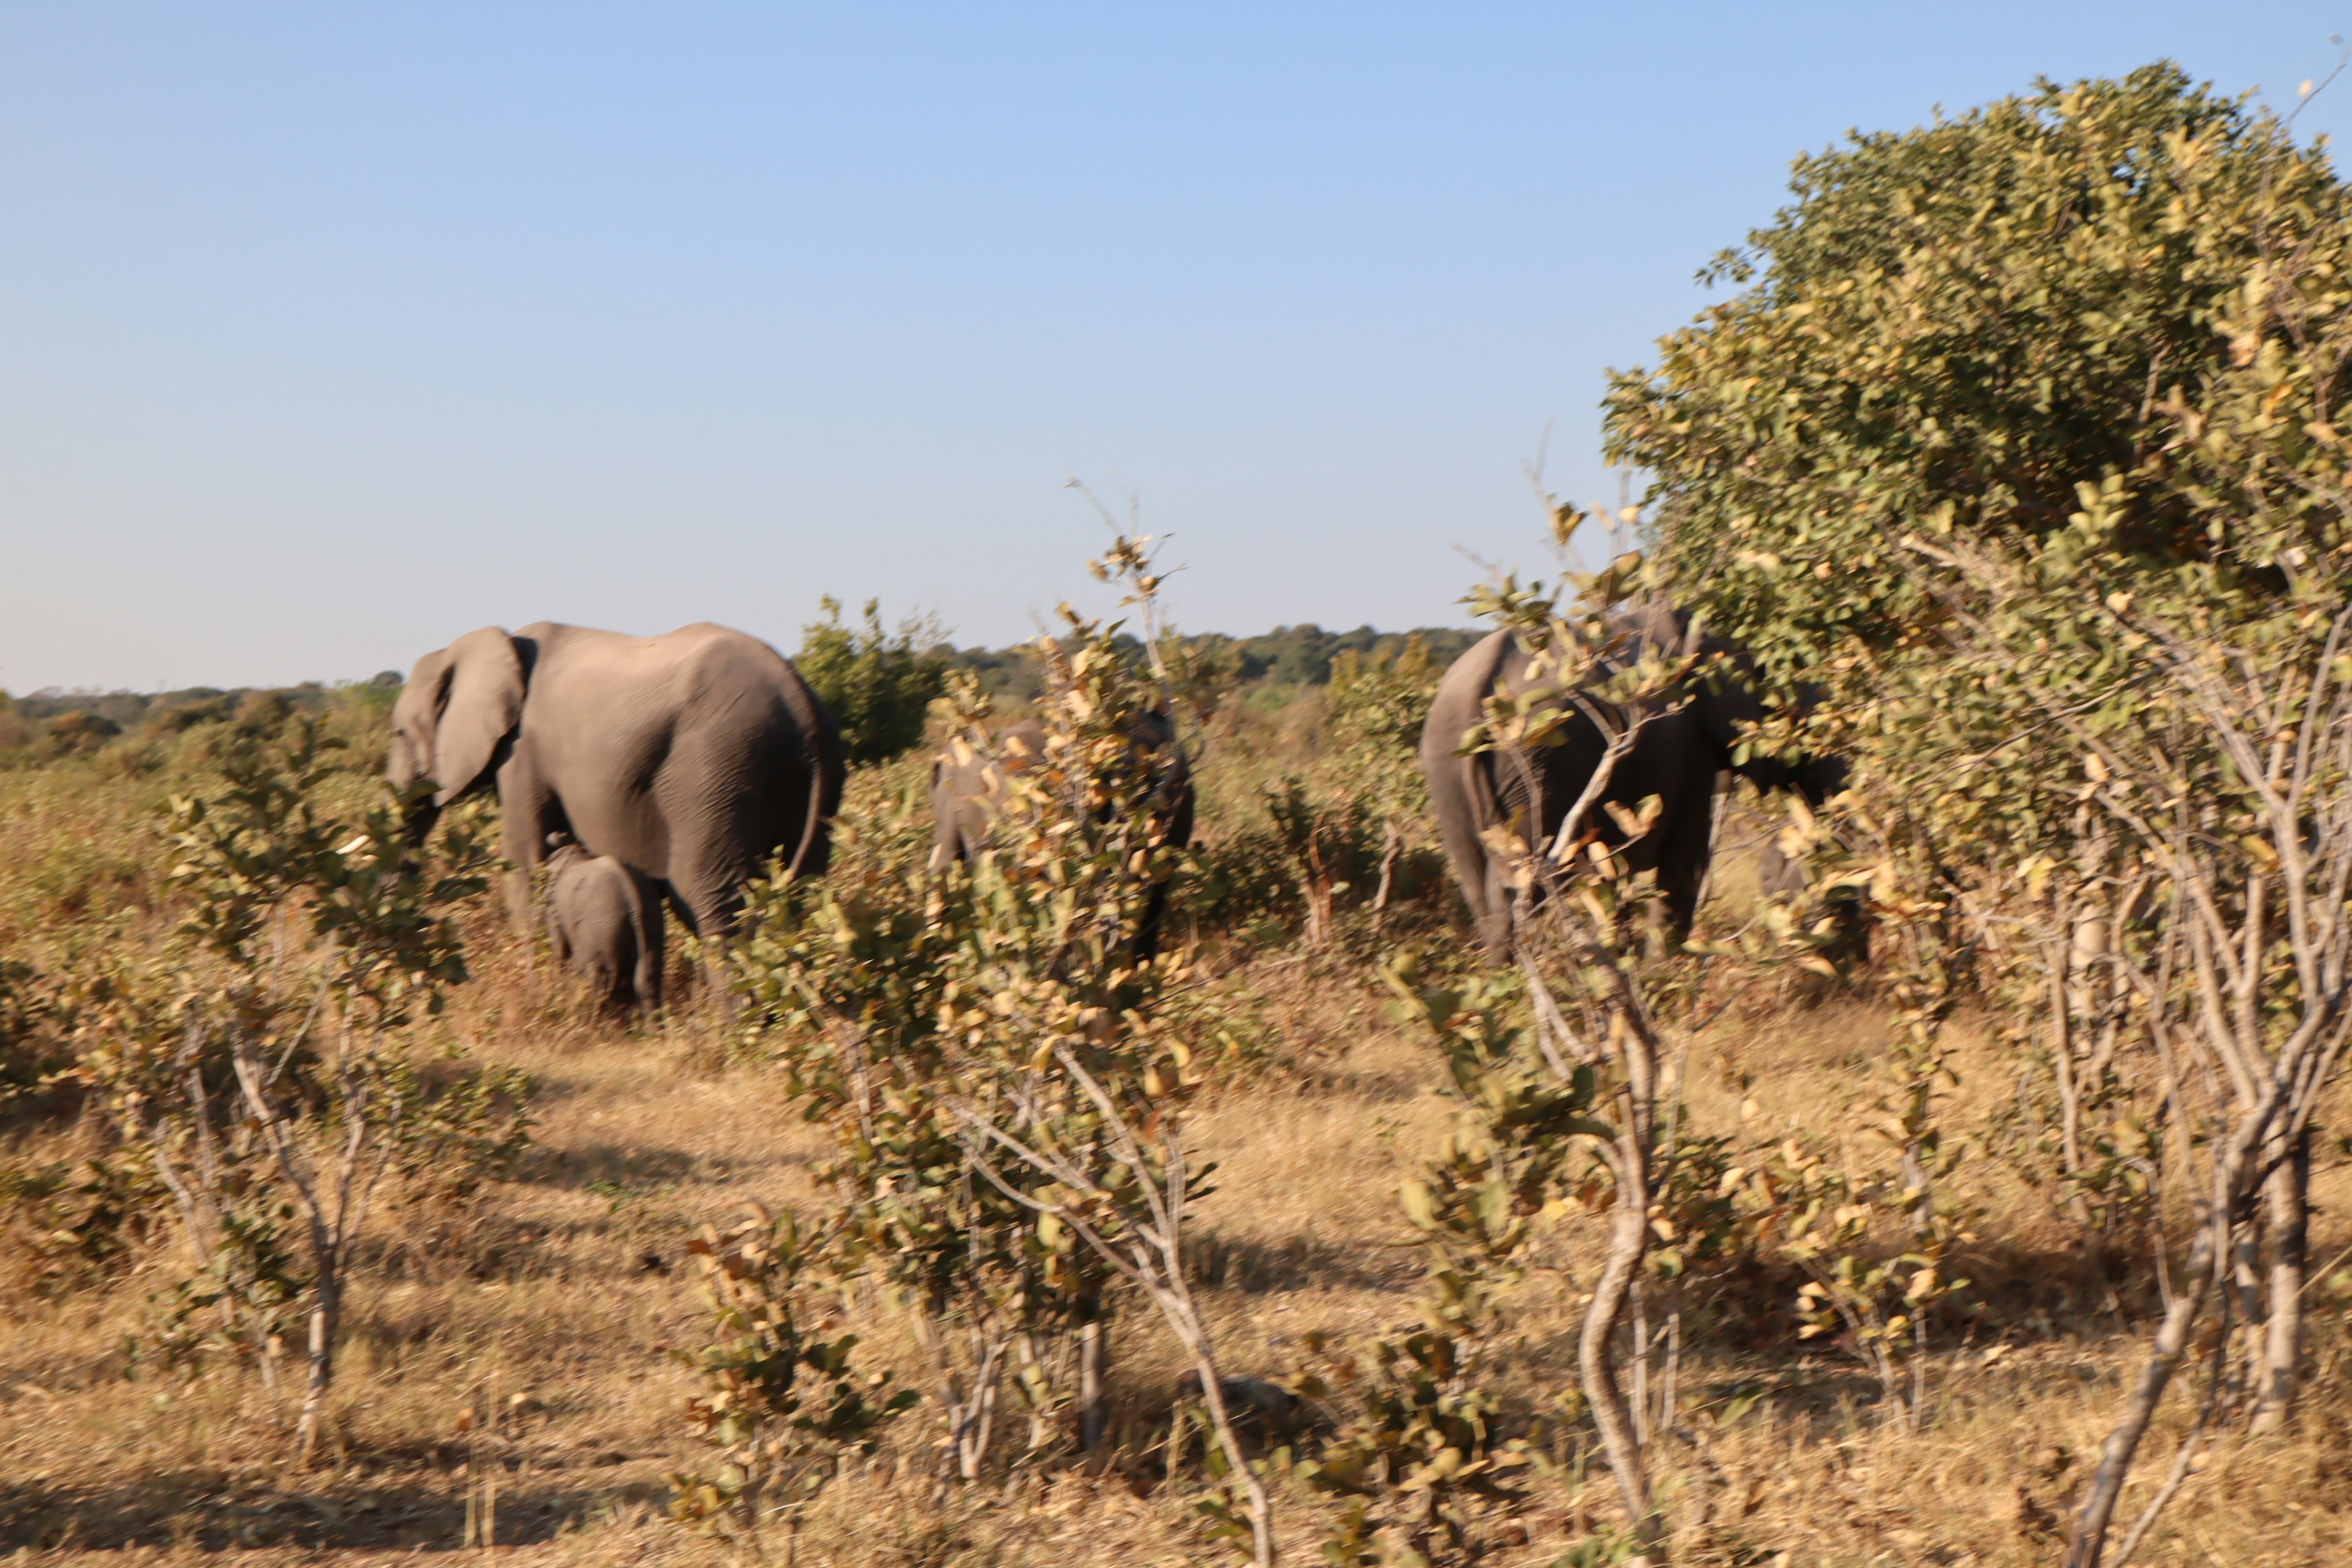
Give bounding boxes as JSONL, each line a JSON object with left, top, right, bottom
{"left": 1419, "top": 605, "right": 1844, "bottom": 953}
{"left": 388, "top": 622, "right": 846, "bottom": 938}
{"left": 929, "top": 713, "right": 1194, "bottom": 959}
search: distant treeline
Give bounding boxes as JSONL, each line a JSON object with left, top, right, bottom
{"left": 3, "top": 679, "right": 387, "bottom": 728}
{"left": 1, "top": 625, "right": 1478, "bottom": 745}
{"left": 941, "top": 623, "right": 1481, "bottom": 701}
{"left": 0, "top": 679, "right": 396, "bottom": 760}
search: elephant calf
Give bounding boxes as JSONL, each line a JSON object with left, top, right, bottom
{"left": 544, "top": 835, "right": 665, "bottom": 1014}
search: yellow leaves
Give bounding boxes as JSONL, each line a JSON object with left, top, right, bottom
{"left": 1602, "top": 794, "right": 1664, "bottom": 840}
{"left": 1479, "top": 824, "right": 1535, "bottom": 893}
{"left": 2018, "top": 853, "right": 2056, "bottom": 900}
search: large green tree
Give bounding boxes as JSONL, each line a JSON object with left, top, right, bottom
{"left": 1605, "top": 64, "right": 2352, "bottom": 1566}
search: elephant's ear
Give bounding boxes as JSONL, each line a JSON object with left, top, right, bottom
{"left": 387, "top": 647, "right": 454, "bottom": 790}
{"left": 431, "top": 628, "right": 526, "bottom": 805}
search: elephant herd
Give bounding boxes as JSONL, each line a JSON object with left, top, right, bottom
{"left": 388, "top": 611, "right": 1839, "bottom": 1011}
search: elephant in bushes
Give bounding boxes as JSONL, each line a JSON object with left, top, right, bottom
{"left": 929, "top": 714, "right": 1195, "bottom": 959}
{"left": 543, "top": 834, "right": 665, "bottom": 1014}
{"left": 1419, "top": 606, "right": 1845, "bottom": 953}
{"left": 388, "top": 622, "right": 846, "bottom": 940}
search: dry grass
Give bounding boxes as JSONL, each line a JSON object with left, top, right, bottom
{"left": 5, "top": 760, "right": 2351, "bottom": 1567}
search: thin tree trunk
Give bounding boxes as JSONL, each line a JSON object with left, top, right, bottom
{"left": 295, "top": 1262, "right": 340, "bottom": 1460}
{"left": 1078, "top": 1319, "right": 1109, "bottom": 1452}
{"left": 2251, "top": 1127, "right": 2310, "bottom": 1434}
{"left": 951, "top": 1335, "right": 1005, "bottom": 1481}
{"left": 1580, "top": 1128, "right": 1656, "bottom": 1549}
{"left": 1629, "top": 1281, "right": 1650, "bottom": 1447}
{"left": 2066, "top": 1207, "right": 2220, "bottom": 1568}
{"left": 1371, "top": 823, "right": 1401, "bottom": 927}
{"left": 2231, "top": 1216, "right": 2266, "bottom": 1413}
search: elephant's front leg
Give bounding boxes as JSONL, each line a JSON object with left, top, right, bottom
{"left": 494, "top": 752, "right": 559, "bottom": 930}
{"left": 1654, "top": 790, "right": 1718, "bottom": 941}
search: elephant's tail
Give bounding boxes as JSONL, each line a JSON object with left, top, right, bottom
{"left": 785, "top": 739, "right": 845, "bottom": 881}
{"left": 785, "top": 763, "right": 824, "bottom": 880}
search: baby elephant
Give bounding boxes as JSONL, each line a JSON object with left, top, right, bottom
{"left": 543, "top": 834, "right": 665, "bottom": 1014}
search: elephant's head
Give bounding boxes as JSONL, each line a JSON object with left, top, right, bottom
{"left": 542, "top": 831, "right": 587, "bottom": 876}
{"left": 1670, "top": 622, "right": 1846, "bottom": 804}
{"left": 387, "top": 627, "right": 529, "bottom": 812}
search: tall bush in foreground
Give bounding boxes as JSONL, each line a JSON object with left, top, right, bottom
{"left": 728, "top": 534, "right": 1265, "bottom": 1553}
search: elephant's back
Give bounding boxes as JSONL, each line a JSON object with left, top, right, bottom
{"left": 528, "top": 622, "right": 827, "bottom": 750}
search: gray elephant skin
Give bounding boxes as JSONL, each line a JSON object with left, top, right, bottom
{"left": 929, "top": 714, "right": 1195, "bottom": 959}
{"left": 1419, "top": 607, "right": 1844, "bottom": 952}
{"left": 544, "top": 836, "right": 665, "bottom": 1014}
{"left": 388, "top": 621, "right": 846, "bottom": 938}
{"left": 929, "top": 718, "right": 1049, "bottom": 872}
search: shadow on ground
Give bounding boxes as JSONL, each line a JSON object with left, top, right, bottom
{"left": 0, "top": 1470, "right": 666, "bottom": 1552}
{"left": 1183, "top": 1228, "right": 1418, "bottom": 1295}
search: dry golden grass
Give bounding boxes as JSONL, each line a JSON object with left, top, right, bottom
{"left": 5, "top": 764, "right": 2350, "bottom": 1567}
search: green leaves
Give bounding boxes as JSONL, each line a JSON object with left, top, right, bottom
{"left": 166, "top": 717, "right": 489, "bottom": 1027}
{"left": 668, "top": 1207, "right": 914, "bottom": 1540}
{"left": 726, "top": 542, "right": 1224, "bottom": 1480}
{"left": 796, "top": 597, "right": 949, "bottom": 767}
{"left": 1609, "top": 62, "right": 2352, "bottom": 698}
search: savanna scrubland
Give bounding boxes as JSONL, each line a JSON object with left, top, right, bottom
{"left": 8, "top": 62, "right": 2352, "bottom": 1568}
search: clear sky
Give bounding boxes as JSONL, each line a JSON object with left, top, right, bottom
{"left": 3, "top": 3, "right": 2348, "bottom": 693}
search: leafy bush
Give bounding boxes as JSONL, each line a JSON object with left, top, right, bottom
{"left": 795, "top": 597, "right": 950, "bottom": 766}
{"left": 47, "top": 717, "right": 508, "bottom": 1451}
{"left": 45, "top": 709, "right": 122, "bottom": 756}
{"left": 728, "top": 537, "right": 1286, "bottom": 1560}
{"left": 668, "top": 1206, "right": 916, "bottom": 1555}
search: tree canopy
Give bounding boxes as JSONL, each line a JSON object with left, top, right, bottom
{"left": 1605, "top": 61, "right": 2352, "bottom": 680}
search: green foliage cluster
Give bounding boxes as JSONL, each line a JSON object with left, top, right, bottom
{"left": 795, "top": 597, "right": 951, "bottom": 767}
{"left": 1, "top": 715, "right": 529, "bottom": 1434}
{"left": 1180, "top": 637, "right": 1451, "bottom": 952}
{"left": 0, "top": 681, "right": 385, "bottom": 766}
{"left": 668, "top": 1206, "right": 916, "bottom": 1554}
{"left": 1607, "top": 63, "right": 2340, "bottom": 681}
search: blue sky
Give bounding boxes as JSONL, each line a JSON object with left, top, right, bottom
{"left": 3, "top": 3, "right": 2348, "bottom": 692}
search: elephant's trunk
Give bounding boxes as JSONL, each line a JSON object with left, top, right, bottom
{"left": 393, "top": 792, "right": 443, "bottom": 875}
